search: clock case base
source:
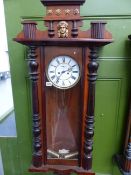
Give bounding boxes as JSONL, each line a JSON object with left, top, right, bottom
{"left": 29, "top": 165, "right": 95, "bottom": 175}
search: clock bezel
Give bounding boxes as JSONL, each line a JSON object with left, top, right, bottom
{"left": 46, "top": 55, "right": 81, "bottom": 89}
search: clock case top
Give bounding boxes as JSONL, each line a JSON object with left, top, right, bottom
{"left": 14, "top": 0, "right": 113, "bottom": 46}
{"left": 41, "top": 0, "right": 85, "bottom": 6}
{"left": 14, "top": 0, "right": 113, "bottom": 175}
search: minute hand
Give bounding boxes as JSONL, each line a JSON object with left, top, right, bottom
{"left": 61, "top": 69, "right": 70, "bottom": 74}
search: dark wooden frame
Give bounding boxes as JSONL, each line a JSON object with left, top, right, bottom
{"left": 14, "top": 0, "right": 113, "bottom": 175}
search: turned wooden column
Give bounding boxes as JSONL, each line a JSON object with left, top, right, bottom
{"left": 123, "top": 135, "right": 131, "bottom": 172}
{"left": 114, "top": 98, "right": 131, "bottom": 175}
{"left": 122, "top": 101, "right": 131, "bottom": 173}
{"left": 83, "top": 47, "right": 99, "bottom": 170}
{"left": 28, "top": 46, "right": 42, "bottom": 167}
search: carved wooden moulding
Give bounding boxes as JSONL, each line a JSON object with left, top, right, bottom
{"left": 14, "top": 0, "right": 113, "bottom": 175}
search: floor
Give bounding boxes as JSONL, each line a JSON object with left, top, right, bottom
{"left": 0, "top": 111, "right": 16, "bottom": 137}
{"left": 0, "top": 78, "right": 13, "bottom": 118}
{"left": 0, "top": 78, "right": 17, "bottom": 137}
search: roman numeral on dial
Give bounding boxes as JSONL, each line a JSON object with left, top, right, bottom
{"left": 56, "top": 58, "right": 60, "bottom": 64}
{"left": 62, "top": 81, "right": 65, "bottom": 86}
{"left": 56, "top": 77, "right": 60, "bottom": 84}
{"left": 72, "top": 64, "right": 76, "bottom": 68}
{"left": 73, "top": 71, "right": 78, "bottom": 73}
{"left": 51, "top": 65, "right": 56, "bottom": 68}
{"left": 62, "top": 57, "right": 65, "bottom": 62}
{"left": 50, "top": 71, "right": 55, "bottom": 73}
{"left": 71, "top": 76, "right": 76, "bottom": 80}
{"left": 51, "top": 75, "right": 55, "bottom": 80}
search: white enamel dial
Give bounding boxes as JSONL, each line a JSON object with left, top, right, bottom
{"left": 47, "top": 55, "right": 80, "bottom": 89}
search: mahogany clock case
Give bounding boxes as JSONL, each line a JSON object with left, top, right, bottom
{"left": 37, "top": 45, "right": 88, "bottom": 166}
{"left": 13, "top": 0, "right": 113, "bottom": 174}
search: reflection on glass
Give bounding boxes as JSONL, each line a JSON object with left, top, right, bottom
{"left": 46, "top": 88, "right": 80, "bottom": 160}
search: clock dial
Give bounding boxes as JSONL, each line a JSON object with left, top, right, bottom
{"left": 47, "top": 55, "right": 80, "bottom": 89}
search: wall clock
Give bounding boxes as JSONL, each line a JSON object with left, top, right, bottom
{"left": 14, "top": 0, "right": 113, "bottom": 175}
